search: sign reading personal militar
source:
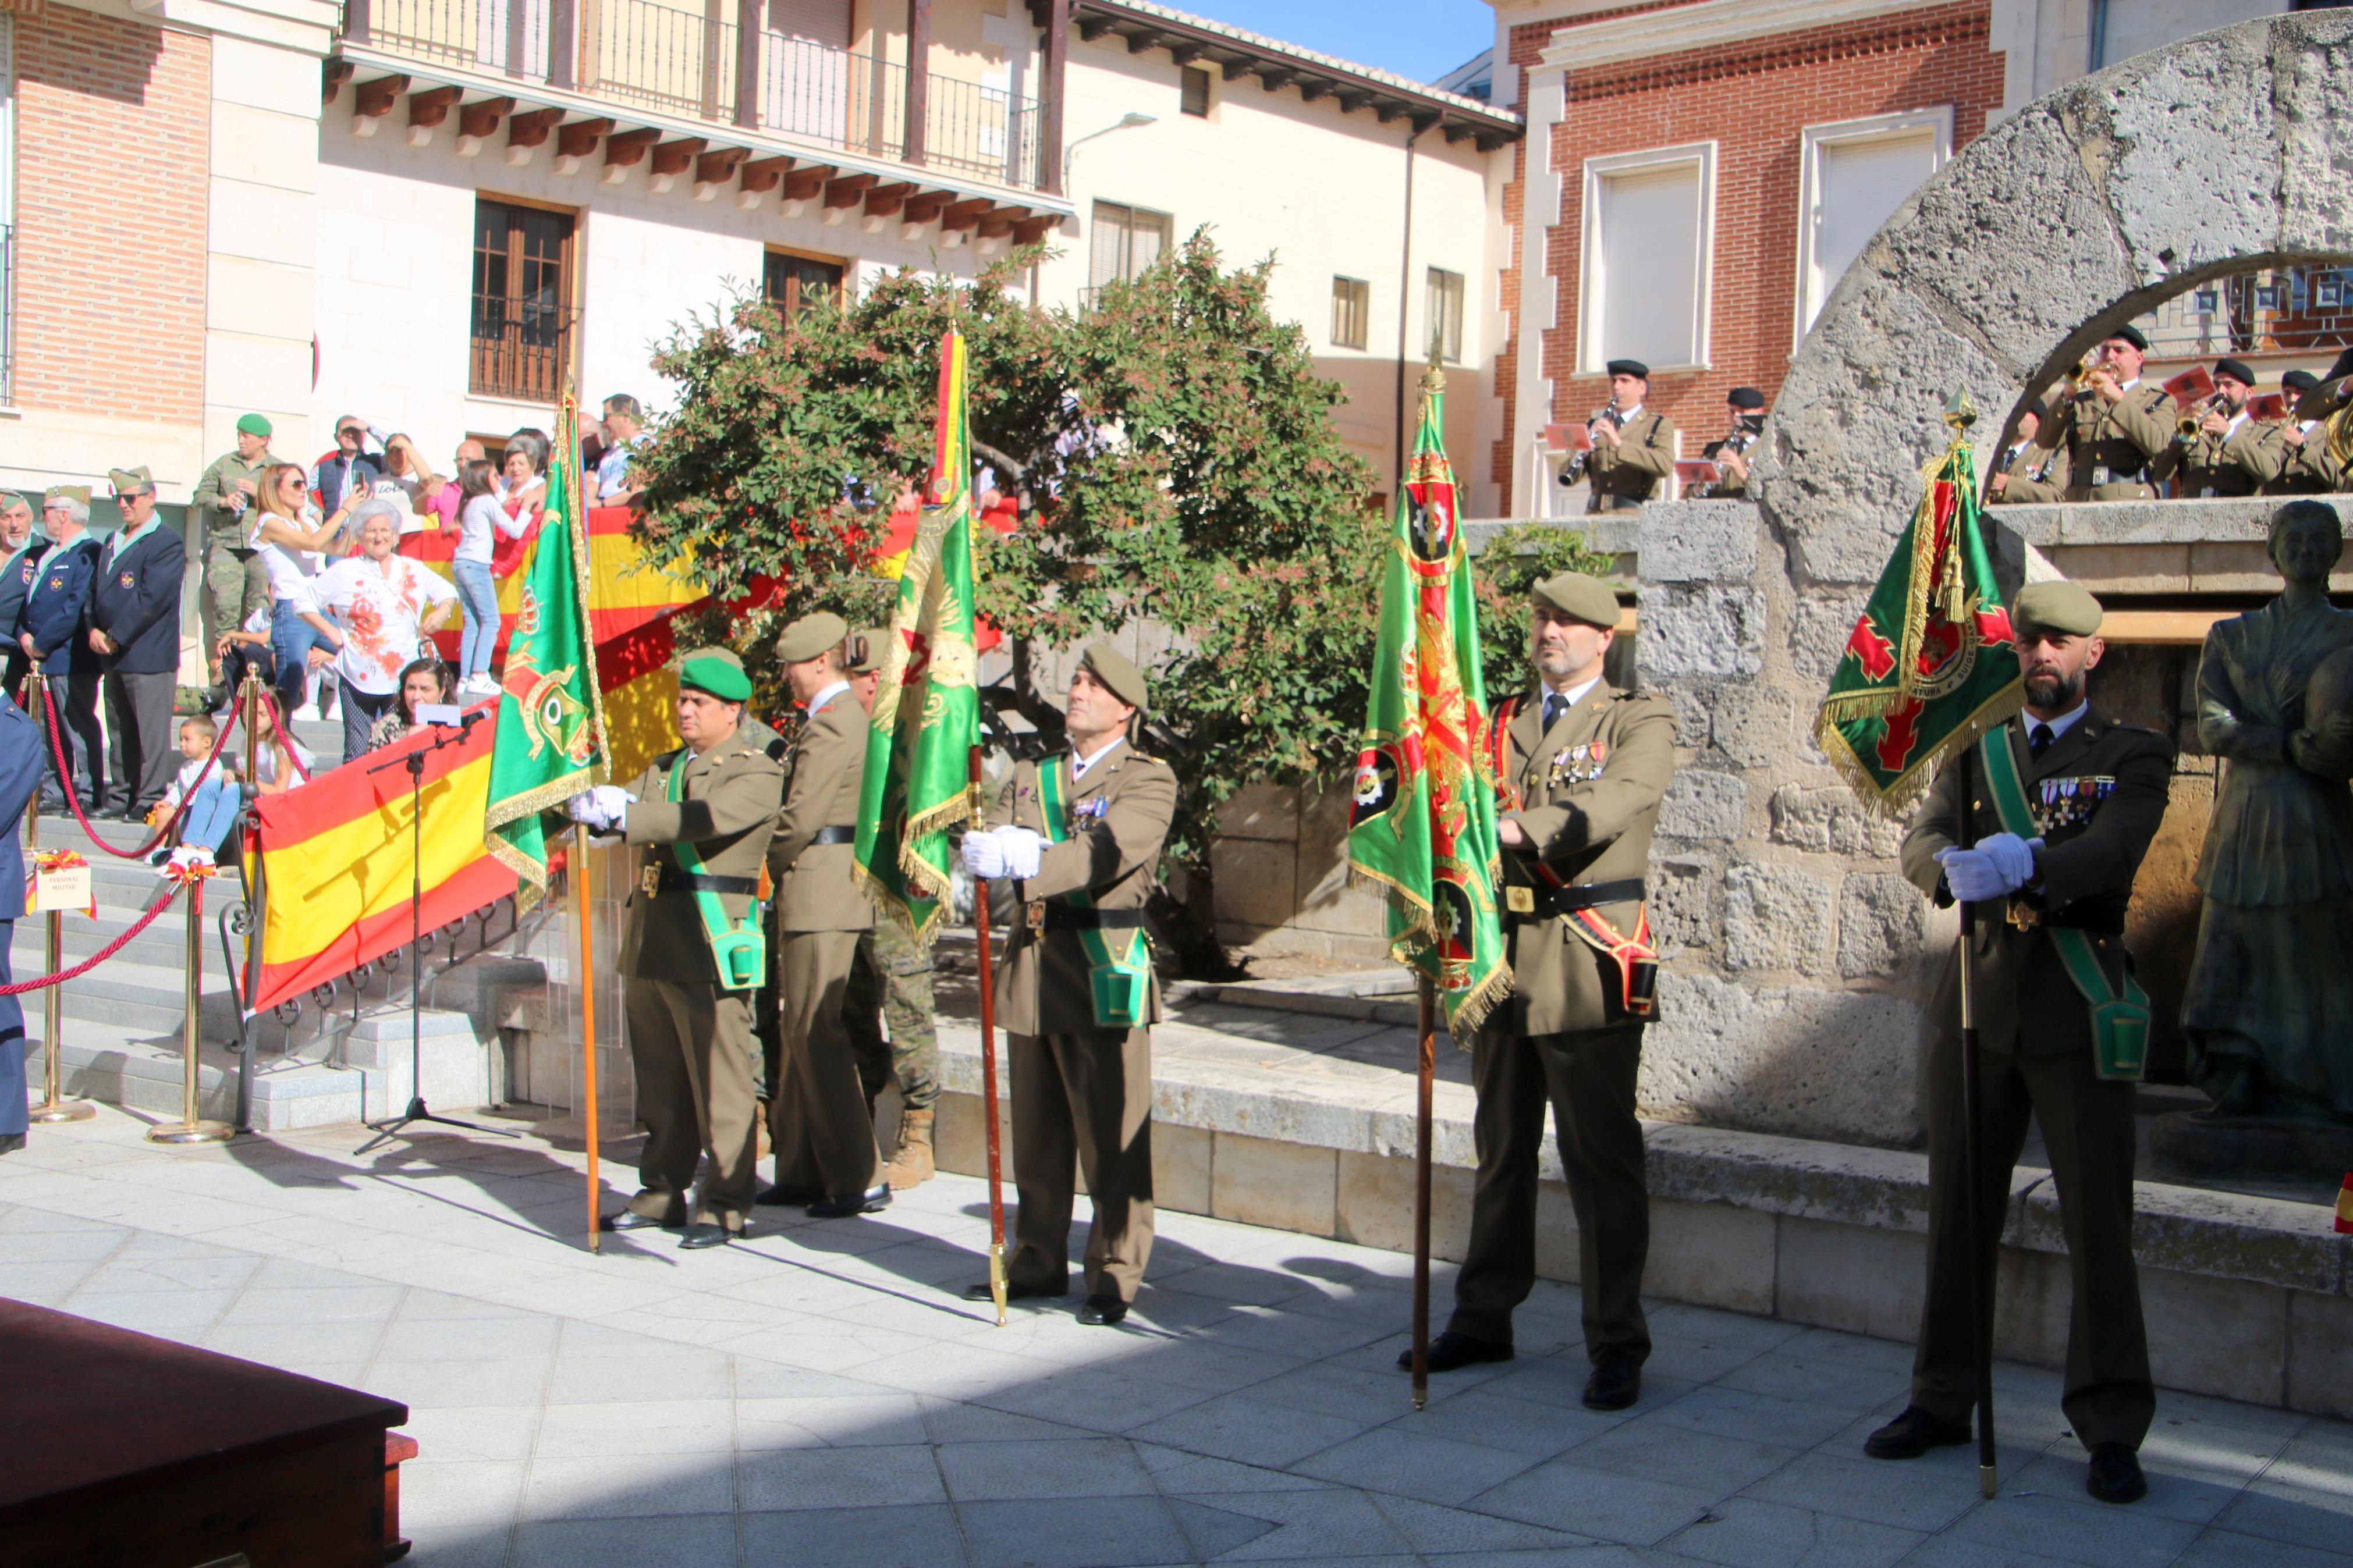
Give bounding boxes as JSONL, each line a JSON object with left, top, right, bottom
{"left": 1815, "top": 402, "right": 2024, "bottom": 815}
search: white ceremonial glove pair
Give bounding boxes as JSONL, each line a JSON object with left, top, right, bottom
{"left": 565, "top": 785, "right": 635, "bottom": 834}
{"left": 1935, "top": 831, "right": 2041, "bottom": 904}
{"left": 959, "top": 826, "right": 1047, "bottom": 881}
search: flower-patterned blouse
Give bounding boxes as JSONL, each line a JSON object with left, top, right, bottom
{"left": 310, "top": 554, "right": 458, "bottom": 696}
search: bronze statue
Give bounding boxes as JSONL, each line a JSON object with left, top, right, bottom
{"left": 2182, "top": 500, "right": 2353, "bottom": 1122}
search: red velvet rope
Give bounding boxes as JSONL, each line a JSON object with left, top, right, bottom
{"left": 38, "top": 680, "right": 239, "bottom": 860}
{"left": 0, "top": 876, "right": 199, "bottom": 996}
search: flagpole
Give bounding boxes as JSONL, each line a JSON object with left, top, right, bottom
{"left": 576, "top": 823, "right": 602, "bottom": 1254}
{"left": 969, "top": 744, "right": 1008, "bottom": 1325}
{"left": 1953, "top": 743, "right": 1998, "bottom": 1498}
{"left": 1411, "top": 974, "right": 1435, "bottom": 1411}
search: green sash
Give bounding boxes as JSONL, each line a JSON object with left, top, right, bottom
{"left": 1034, "top": 756, "right": 1152, "bottom": 1030}
{"left": 666, "top": 752, "right": 766, "bottom": 992}
{"left": 1977, "top": 731, "right": 2149, "bottom": 1081}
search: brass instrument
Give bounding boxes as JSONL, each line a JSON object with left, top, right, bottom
{"left": 2063, "top": 349, "right": 2112, "bottom": 393}
{"left": 2176, "top": 393, "right": 2230, "bottom": 440}
{"left": 1700, "top": 414, "right": 1764, "bottom": 497}
{"left": 1557, "top": 395, "right": 1624, "bottom": 488}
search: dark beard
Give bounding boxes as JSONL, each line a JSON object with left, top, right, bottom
{"left": 2024, "top": 669, "right": 2083, "bottom": 713}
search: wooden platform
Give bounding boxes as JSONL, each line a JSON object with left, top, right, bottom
{"left": 0, "top": 1298, "right": 409, "bottom": 1567}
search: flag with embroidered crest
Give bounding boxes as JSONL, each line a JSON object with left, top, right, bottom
{"left": 1816, "top": 397, "right": 2024, "bottom": 814}
{"left": 1344, "top": 365, "right": 1510, "bottom": 1034}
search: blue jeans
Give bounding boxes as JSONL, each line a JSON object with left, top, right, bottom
{"left": 453, "top": 559, "right": 499, "bottom": 679}
{"left": 178, "top": 775, "right": 242, "bottom": 855}
{"left": 270, "top": 599, "right": 325, "bottom": 713}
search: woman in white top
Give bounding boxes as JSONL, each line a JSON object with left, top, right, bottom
{"left": 249, "top": 462, "right": 357, "bottom": 720}
{"left": 450, "top": 457, "right": 527, "bottom": 696}
{"left": 312, "top": 500, "right": 459, "bottom": 763}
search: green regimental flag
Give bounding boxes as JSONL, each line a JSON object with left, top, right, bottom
{"left": 484, "top": 393, "right": 610, "bottom": 912}
{"left": 1815, "top": 402, "right": 2023, "bottom": 814}
{"left": 1345, "top": 366, "right": 1511, "bottom": 1035}
{"left": 854, "top": 328, "right": 983, "bottom": 945}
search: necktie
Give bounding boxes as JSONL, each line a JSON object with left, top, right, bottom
{"left": 2029, "top": 723, "right": 2054, "bottom": 758}
{"left": 1543, "top": 693, "right": 1566, "bottom": 730}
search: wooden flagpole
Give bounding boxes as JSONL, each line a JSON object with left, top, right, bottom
{"left": 1411, "top": 974, "right": 1436, "bottom": 1410}
{"left": 576, "top": 823, "right": 602, "bottom": 1254}
{"left": 970, "top": 745, "right": 1008, "bottom": 1324}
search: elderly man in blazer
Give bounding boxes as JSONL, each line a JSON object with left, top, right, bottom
{"left": 571, "top": 648, "right": 786, "bottom": 1249}
{"left": 962, "top": 643, "right": 1177, "bottom": 1326}
{"left": 762, "top": 611, "right": 885, "bottom": 1219}
{"left": 1414, "top": 570, "right": 1677, "bottom": 1411}
{"left": 87, "top": 467, "right": 186, "bottom": 819}
{"left": 16, "top": 488, "right": 105, "bottom": 814}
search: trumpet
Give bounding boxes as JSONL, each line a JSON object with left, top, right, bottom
{"left": 1558, "top": 396, "right": 1624, "bottom": 487}
{"left": 2063, "top": 350, "right": 2113, "bottom": 392}
{"left": 2177, "top": 393, "right": 2228, "bottom": 440}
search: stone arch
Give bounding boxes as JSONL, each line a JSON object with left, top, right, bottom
{"left": 1754, "top": 9, "right": 2353, "bottom": 583}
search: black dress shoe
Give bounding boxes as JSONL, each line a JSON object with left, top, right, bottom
{"left": 1398, "top": 1331, "right": 1515, "bottom": 1373}
{"left": 679, "top": 1222, "right": 738, "bottom": 1250}
{"left": 1583, "top": 1354, "right": 1642, "bottom": 1411}
{"left": 755, "top": 1184, "right": 823, "bottom": 1207}
{"left": 1864, "top": 1406, "right": 1974, "bottom": 1460}
{"left": 2086, "top": 1442, "right": 2148, "bottom": 1504}
{"left": 598, "top": 1211, "right": 675, "bottom": 1232}
{"left": 964, "top": 1279, "right": 1070, "bottom": 1303}
{"left": 806, "top": 1185, "right": 890, "bottom": 1218}
{"left": 0, "top": 1133, "right": 24, "bottom": 1157}
{"left": 1076, "top": 1295, "right": 1129, "bottom": 1326}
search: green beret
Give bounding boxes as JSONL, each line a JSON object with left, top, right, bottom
{"left": 1079, "top": 642, "right": 1148, "bottom": 714}
{"left": 2012, "top": 581, "right": 2103, "bottom": 638}
{"left": 235, "top": 413, "right": 272, "bottom": 438}
{"left": 1531, "top": 570, "right": 1620, "bottom": 630}
{"left": 678, "top": 648, "right": 753, "bottom": 702}
{"left": 846, "top": 626, "right": 888, "bottom": 676}
{"left": 775, "top": 611, "right": 848, "bottom": 665}
{"left": 43, "top": 485, "right": 90, "bottom": 507}
{"left": 107, "top": 465, "right": 155, "bottom": 497}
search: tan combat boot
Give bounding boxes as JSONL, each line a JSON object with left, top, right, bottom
{"left": 883, "top": 1108, "right": 936, "bottom": 1189}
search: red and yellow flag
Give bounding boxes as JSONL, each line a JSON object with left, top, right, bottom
{"left": 2336, "top": 1174, "right": 2352, "bottom": 1236}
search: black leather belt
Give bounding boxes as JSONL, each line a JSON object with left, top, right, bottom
{"left": 1037, "top": 905, "right": 1146, "bottom": 931}
{"left": 1548, "top": 877, "right": 1645, "bottom": 914}
{"left": 810, "top": 824, "right": 858, "bottom": 846}
{"left": 655, "top": 868, "right": 758, "bottom": 895}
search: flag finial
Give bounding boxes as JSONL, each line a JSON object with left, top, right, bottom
{"left": 1944, "top": 387, "right": 1978, "bottom": 429}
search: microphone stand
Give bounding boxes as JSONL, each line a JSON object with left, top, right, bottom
{"left": 357, "top": 710, "right": 519, "bottom": 1154}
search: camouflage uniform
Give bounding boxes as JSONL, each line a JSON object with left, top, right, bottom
{"left": 845, "top": 915, "right": 941, "bottom": 1111}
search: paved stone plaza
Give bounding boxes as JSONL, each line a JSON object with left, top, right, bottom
{"left": 2, "top": 1108, "right": 2348, "bottom": 1567}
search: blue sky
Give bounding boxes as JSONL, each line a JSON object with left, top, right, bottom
{"left": 1169, "top": 1, "right": 1495, "bottom": 85}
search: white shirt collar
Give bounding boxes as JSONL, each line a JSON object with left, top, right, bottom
{"left": 1541, "top": 674, "right": 1604, "bottom": 715}
{"left": 2116, "top": 377, "right": 2141, "bottom": 392}
{"left": 1071, "top": 737, "right": 1123, "bottom": 780}
{"left": 2225, "top": 409, "right": 2249, "bottom": 436}
{"left": 804, "top": 680, "right": 850, "bottom": 717}
{"left": 1618, "top": 404, "right": 1644, "bottom": 421}
{"left": 2024, "top": 701, "right": 2088, "bottom": 743}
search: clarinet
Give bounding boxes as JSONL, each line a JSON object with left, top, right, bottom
{"left": 1559, "top": 396, "right": 1624, "bottom": 488}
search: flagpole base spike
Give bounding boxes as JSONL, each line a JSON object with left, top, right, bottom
{"left": 589, "top": 1232, "right": 602, "bottom": 1255}
{"left": 989, "top": 1242, "right": 1008, "bottom": 1327}
{"left": 1411, "top": 1388, "right": 1427, "bottom": 1413}
{"left": 1979, "top": 1465, "right": 1997, "bottom": 1500}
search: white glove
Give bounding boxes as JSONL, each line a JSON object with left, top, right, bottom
{"left": 995, "top": 826, "right": 1045, "bottom": 881}
{"left": 1936, "top": 847, "right": 2013, "bottom": 904}
{"left": 1976, "top": 832, "right": 2039, "bottom": 891}
{"left": 565, "top": 785, "right": 633, "bottom": 833}
{"left": 962, "top": 831, "right": 1007, "bottom": 879}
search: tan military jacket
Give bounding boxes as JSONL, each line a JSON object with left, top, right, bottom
{"left": 1900, "top": 711, "right": 2173, "bottom": 1055}
{"left": 2050, "top": 382, "right": 2178, "bottom": 500}
{"left": 1586, "top": 410, "right": 1676, "bottom": 513}
{"left": 1495, "top": 680, "right": 1676, "bottom": 1037}
{"left": 2265, "top": 423, "right": 2345, "bottom": 495}
{"left": 620, "top": 730, "right": 787, "bottom": 983}
{"left": 767, "top": 689, "right": 874, "bottom": 934}
{"left": 2175, "top": 417, "right": 2276, "bottom": 498}
{"left": 986, "top": 737, "right": 1177, "bottom": 1037}
{"left": 1992, "top": 440, "right": 2065, "bottom": 504}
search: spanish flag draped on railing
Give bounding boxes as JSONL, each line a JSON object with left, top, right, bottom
{"left": 484, "top": 394, "right": 611, "bottom": 910}
{"left": 854, "top": 330, "right": 984, "bottom": 945}
{"left": 1815, "top": 398, "right": 2023, "bottom": 814}
{"left": 1346, "top": 366, "right": 1510, "bottom": 1034}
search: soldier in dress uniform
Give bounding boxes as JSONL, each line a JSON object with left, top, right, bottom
{"left": 840, "top": 625, "right": 943, "bottom": 1190}
{"left": 1412, "top": 571, "right": 1676, "bottom": 1411}
{"left": 1699, "top": 386, "right": 1766, "bottom": 498}
{"left": 2272, "top": 363, "right": 2348, "bottom": 496}
{"left": 2043, "top": 325, "right": 2178, "bottom": 501}
{"left": 1988, "top": 401, "right": 2064, "bottom": 504}
{"left": 2175, "top": 358, "right": 2272, "bottom": 499}
{"left": 1576, "top": 360, "right": 1677, "bottom": 514}
{"left": 1865, "top": 582, "right": 2173, "bottom": 1507}
{"left": 960, "top": 643, "right": 1176, "bottom": 1327}
{"left": 570, "top": 648, "right": 785, "bottom": 1250}
{"left": 761, "top": 611, "right": 888, "bottom": 1218}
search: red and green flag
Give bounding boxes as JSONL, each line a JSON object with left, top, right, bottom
{"left": 854, "top": 329, "right": 983, "bottom": 945}
{"left": 484, "top": 393, "right": 609, "bottom": 912}
{"left": 1816, "top": 403, "right": 2022, "bottom": 813}
{"left": 1346, "top": 367, "right": 1511, "bottom": 1034}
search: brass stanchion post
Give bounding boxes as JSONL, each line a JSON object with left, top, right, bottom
{"left": 24, "top": 672, "right": 92, "bottom": 1124}
{"left": 148, "top": 873, "right": 231, "bottom": 1144}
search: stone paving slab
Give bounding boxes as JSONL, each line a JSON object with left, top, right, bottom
{"left": 2, "top": 1107, "right": 2349, "bottom": 1567}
